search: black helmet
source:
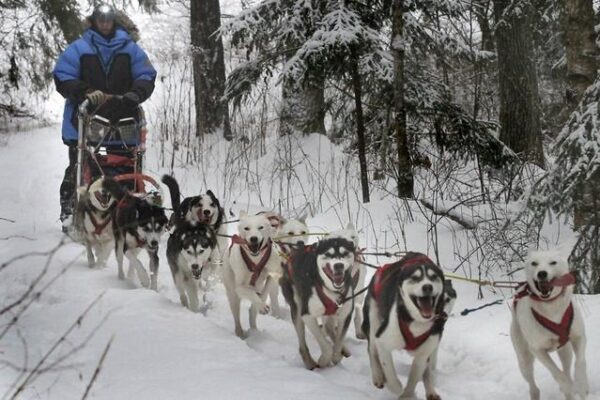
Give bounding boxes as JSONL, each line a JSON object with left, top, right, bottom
{"left": 91, "top": 3, "right": 116, "bottom": 23}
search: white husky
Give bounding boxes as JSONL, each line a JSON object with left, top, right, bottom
{"left": 74, "top": 178, "right": 116, "bottom": 269}
{"left": 222, "top": 211, "right": 283, "bottom": 338}
{"left": 511, "top": 250, "right": 588, "bottom": 400}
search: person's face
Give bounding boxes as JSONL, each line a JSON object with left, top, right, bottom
{"left": 96, "top": 19, "right": 114, "bottom": 36}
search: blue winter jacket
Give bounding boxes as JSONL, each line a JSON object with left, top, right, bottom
{"left": 53, "top": 27, "right": 156, "bottom": 144}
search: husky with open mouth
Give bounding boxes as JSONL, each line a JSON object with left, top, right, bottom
{"left": 328, "top": 223, "right": 367, "bottom": 339}
{"left": 222, "top": 211, "right": 283, "bottom": 338}
{"left": 162, "top": 175, "right": 217, "bottom": 312}
{"left": 362, "top": 252, "right": 447, "bottom": 399}
{"left": 511, "top": 250, "right": 588, "bottom": 400}
{"left": 280, "top": 236, "right": 359, "bottom": 369}
{"left": 102, "top": 178, "right": 168, "bottom": 290}
{"left": 73, "top": 178, "right": 117, "bottom": 269}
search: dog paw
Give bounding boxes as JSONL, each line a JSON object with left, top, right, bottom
{"left": 258, "top": 302, "right": 270, "bottom": 315}
{"left": 426, "top": 393, "right": 442, "bottom": 400}
{"left": 356, "top": 331, "right": 367, "bottom": 340}
{"left": 137, "top": 271, "right": 150, "bottom": 288}
{"left": 557, "top": 375, "right": 575, "bottom": 397}
{"left": 318, "top": 349, "right": 333, "bottom": 368}
{"left": 574, "top": 376, "right": 589, "bottom": 398}
{"left": 371, "top": 368, "right": 385, "bottom": 388}
{"left": 118, "top": 271, "right": 125, "bottom": 280}
{"left": 341, "top": 346, "right": 351, "bottom": 358}
{"left": 332, "top": 351, "right": 344, "bottom": 365}
{"left": 235, "top": 328, "right": 249, "bottom": 340}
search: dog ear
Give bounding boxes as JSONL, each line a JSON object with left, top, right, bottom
{"left": 239, "top": 210, "right": 247, "bottom": 218}
{"left": 298, "top": 213, "right": 308, "bottom": 224}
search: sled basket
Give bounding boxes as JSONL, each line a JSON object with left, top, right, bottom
{"left": 88, "top": 115, "right": 141, "bottom": 146}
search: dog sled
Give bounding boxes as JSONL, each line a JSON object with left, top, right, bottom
{"left": 66, "top": 97, "right": 162, "bottom": 240}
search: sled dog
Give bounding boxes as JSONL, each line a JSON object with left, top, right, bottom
{"left": 362, "top": 253, "right": 448, "bottom": 399}
{"left": 281, "top": 237, "right": 360, "bottom": 369}
{"left": 510, "top": 250, "right": 588, "bottom": 400}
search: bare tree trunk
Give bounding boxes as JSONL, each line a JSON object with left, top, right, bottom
{"left": 350, "top": 48, "right": 370, "bottom": 203}
{"left": 563, "top": 0, "right": 597, "bottom": 117}
{"left": 561, "top": 0, "right": 598, "bottom": 228}
{"left": 493, "top": 0, "right": 544, "bottom": 166}
{"left": 392, "top": 0, "right": 414, "bottom": 198}
{"left": 190, "top": 0, "right": 232, "bottom": 141}
{"left": 280, "top": 73, "right": 326, "bottom": 136}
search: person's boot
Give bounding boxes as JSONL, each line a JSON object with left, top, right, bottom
{"left": 60, "top": 200, "right": 73, "bottom": 233}
{"left": 60, "top": 168, "right": 75, "bottom": 233}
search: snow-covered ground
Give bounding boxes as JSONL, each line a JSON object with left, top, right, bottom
{"left": 0, "top": 126, "right": 599, "bottom": 400}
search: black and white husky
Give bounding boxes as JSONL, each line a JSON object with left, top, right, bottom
{"left": 511, "top": 250, "right": 588, "bottom": 400}
{"left": 102, "top": 179, "right": 168, "bottom": 290}
{"left": 280, "top": 237, "right": 359, "bottom": 369}
{"left": 362, "top": 253, "right": 447, "bottom": 399}
{"left": 222, "top": 211, "right": 283, "bottom": 338}
{"left": 162, "top": 175, "right": 218, "bottom": 312}
{"left": 328, "top": 224, "right": 367, "bottom": 339}
{"left": 171, "top": 187, "right": 228, "bottom": 263}
{"left": 73, "top": 178, "right": 116, "bottom": 269}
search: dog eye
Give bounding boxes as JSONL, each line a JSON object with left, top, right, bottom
{"left": 301, "top": 231, "right": 306, "bottom": 235}
{"left": 549, "top": 261, "right": 557, "bottom": 266}
{"left": 258, "top": 226, "right": 264, "bottom": 230}
{"left": 531, "top": 261, "right": 539, "bottom": 267}
{"left": 288, "top": 232, "right": 294, "bottom": 236}
{"left": 244, "top": 227, "right": 250, "bottom": 231}
{"left": 210, "top": 203, "right": 215, "bottom": 207}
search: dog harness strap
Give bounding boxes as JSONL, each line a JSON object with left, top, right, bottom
{"left": 87, "top": 210, "right": 111, "bottom": 236}
{"left": 240, "top": 241, "right": 272, "bottom": 286}
{"left": 398, "top": 318, "right": 432, "bottom": 351}
{"left": 373, "top": 263, "right": 392, "bottom": 300}
{"left": 315, "top": 282, "right": 339, "bottom": 316}
{"left": 352, "top": 269, "right": 360, "bottom": 288}
{"left": 531, "top": 303, "right": 574, "bottom": 348}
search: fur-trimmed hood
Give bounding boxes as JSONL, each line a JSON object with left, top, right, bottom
{"left": 82, "top": 10, "right": 140, "bottom": 42}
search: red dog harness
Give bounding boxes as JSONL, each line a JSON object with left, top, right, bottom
{"left": 230, "top": 234, "right": 272, "bottom": 286}
{"left": 512, "top": 273, "right": 576, "bottom": 348}
{"left": 86, "top": 210, "right": 112, "bottom": 236}
{"left": 373, "top": 255, "right": 441, "bottom": 351}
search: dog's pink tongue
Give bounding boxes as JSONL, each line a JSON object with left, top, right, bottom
{"left": 418, "top": 297, "right": 434, "bottom": 318}
{"left": 551, "top": 273, "right": 576, "bottom": 287}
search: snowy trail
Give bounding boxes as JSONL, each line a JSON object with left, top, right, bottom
{"left": 1, "top": 126, "right": 599, "bottom": 399}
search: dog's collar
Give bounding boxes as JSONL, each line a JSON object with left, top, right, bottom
{"left": 86, "top": 210, "right": 112, "bottom": 236}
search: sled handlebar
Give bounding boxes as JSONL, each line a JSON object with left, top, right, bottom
{"left": 78, "top": 94, "right": 124, "bottom": 116}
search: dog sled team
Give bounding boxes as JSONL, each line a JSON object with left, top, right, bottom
{"left": 71, "top": 172, "right": 589, "bottom": 400}
{"left": 51, "top": 3, "right": 590, "bottom": 398}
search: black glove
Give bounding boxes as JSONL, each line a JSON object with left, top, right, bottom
{"left": 122, "top": 92, "right": 140, "bottom": 110}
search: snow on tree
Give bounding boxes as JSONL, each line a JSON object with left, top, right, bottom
{"left": 528, "top": 77, "right": 600, "bottom": 292}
